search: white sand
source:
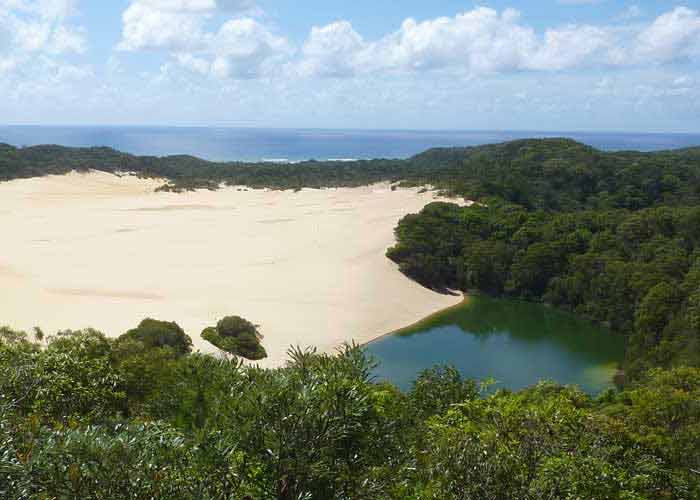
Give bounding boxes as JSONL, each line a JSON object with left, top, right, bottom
{"left": 0, "top": 171, "right": 462, "bottom": 366}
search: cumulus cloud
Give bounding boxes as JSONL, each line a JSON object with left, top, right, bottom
{"left": 376, "top": 9, "right": 537, "bottom": 73}
{"left": 297, "top": 21, "right": 366, "bottom": 77}
{"left": 0, "top": 0, "right": 86, "bottom": 54}
{"left": 0, "top": 0, "right": 89, "bottom": 97}
{"left": 529, "top": 24, "right": 616, "bottom": 70}
{"left": 296, "top": 9, "right": 540, "bottom": 78}
{"left": 118, "top": 0, "right": 287, "bottom": 79}
{"left": 0, "top": 0, "right": 94, "bottom": 121}
{"left": 117, "top": 1, "right": 207, "bottom": 51}
{"left": 115, "top": 4, "right": 700, "bottom": 82}
{"left": 634, "top": 7, "right": 700, "bottom": 63}
{"left": 209, "top": 18, "right": 289, "bottom": 78}
{"left": 1, "top": 0, "right": 78, "bottom": 19}
{"left": 294, "top": 6, "right": 700, "bottom": 78}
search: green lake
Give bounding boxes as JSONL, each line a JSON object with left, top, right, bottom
{"left": 366, "top": 295, "right": 626, "bottom": 393}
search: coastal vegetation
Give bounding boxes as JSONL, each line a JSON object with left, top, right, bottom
{"left": 387, "top": 196, "right": 700, "bottom": 380}
{"left": 2, "top": 137, "right": 700, "bottom": 497}
{"left": 122, "top": 318, "right": 193, "bottom": 356}
{"left": 1, "top": 327, "right": 699, "bottom": 498}
{"left": 201, "top": 316, "right": 267, "bottom": 360}
{"left": 3, "top": 139, "right": 700, "bottom": 208}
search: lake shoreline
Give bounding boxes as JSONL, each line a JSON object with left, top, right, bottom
{"left": 363, "top": 294, "right": 470, "bottom": 347}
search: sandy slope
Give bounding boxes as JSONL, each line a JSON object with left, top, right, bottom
{"left": 0, "top": 171, "right": 462, "bottom": 366}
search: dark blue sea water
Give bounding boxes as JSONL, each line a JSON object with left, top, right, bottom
{"left": 1, "top": 126, "right": 699, "bottom": 162}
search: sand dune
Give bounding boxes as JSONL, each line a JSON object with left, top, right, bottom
{"left": 0, "top": 171, "right": 462, "bottom": 366}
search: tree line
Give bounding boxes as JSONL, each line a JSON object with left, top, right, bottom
{"left": 2, "top": 139, "right": 700, "bottom": 208}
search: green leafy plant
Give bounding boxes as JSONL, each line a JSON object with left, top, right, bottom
{"left": 201, "top": 316, "right": 267, "bottom": 360}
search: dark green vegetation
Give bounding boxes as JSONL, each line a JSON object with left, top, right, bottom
{"left": 3, "top": 138, "right": 700, "bottom": 497}
{"left": 201, "top": 316, "right": 267, "bottom": 360}
{"left": 1, "top": 327, "right": 699, "bottom": 499}
{"left": 387, "top": 201, "right": 700, "bottom": 380}
{"left": 2, "top": 138, "right": 700, "bottom": 206}
{"left": 368, "top": 295, "right": 625, "bottom": 393}
{"left": 122, "top": 318, "right": 193, "bottom": 356}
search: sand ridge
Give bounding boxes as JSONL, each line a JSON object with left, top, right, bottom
{"left": 0, "top": 170, "right": 462, "bottom": 366}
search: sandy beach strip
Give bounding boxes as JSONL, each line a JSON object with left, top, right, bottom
{"left": 0, "top": 171, "right": 462, "bottom": 367}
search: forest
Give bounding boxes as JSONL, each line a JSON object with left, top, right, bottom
{"left": 2, "top": 138, "right": 700, "bottom": 498}
{"left": 1, "top": 326, "right": 699, "bottom": 498}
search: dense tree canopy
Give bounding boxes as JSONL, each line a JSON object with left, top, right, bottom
{"left": 201, "top": 316, "right": 267, "bottom": 360}
{"left": 121, "top": 318, "right": 192, "bottom": 356}
{"left": 0, "top": 328, "right": 699, "bottom": 499}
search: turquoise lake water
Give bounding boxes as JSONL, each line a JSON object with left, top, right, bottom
{"left": 366, "top": 295, "right": 626, "bottom": 393}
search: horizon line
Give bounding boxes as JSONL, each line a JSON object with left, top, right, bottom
{"left": 2, "top": 124, "right": 700, "bottom": 136}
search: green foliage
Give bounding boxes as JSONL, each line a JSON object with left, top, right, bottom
{"left": 410, "top": 382, "right": 695, "bottom": 499}
{"left": 1, "top": 329, "right": 125, "bottom": 423}
{"left": 201, "top": 316, "right": 267, "bottom": 360}
{"left": 389, "top": 203, "right": 700, "bottom": 379}
{"left": 121, "top": 318, "right": 192, "bottom": 355}
{"left": 0, "top": 328, "right": 699, "bottom": 499}
{"left": 409, "top": 365, "right": 480, "bottom": 418}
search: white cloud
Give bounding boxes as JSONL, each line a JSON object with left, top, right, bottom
{"left": 1, "top": 0, "right": 77, "bottom": 17}
{"left": 529, "top": 24, "right": 615, "bottom": 70}
{"left": 175, "top": 52, "right": 210, "bottom": 74}
{"left": 114, "top": 4, "right": 700, "bottom": 83}
{"left": 374, "top": 9, "right": 537, "bottom": 74}
{"left": 295, "top": 7, "right": 700, "bottom": 79}
{"left": 117, "top": 1, "right": 207, "bottom": 51}
{"left": 634, "top": 7, "right": 700, "bottom": 63}
{"left": 297, "top": 8, "right": 540, "bottom": 77}
{"left": 298, "top": 21, "right": 365, "bottom": 77}
{"left": 48, "top": 23, "right": 85, "bottom": 53}
{"left": 0, "top": 0, "right": 86, "bottom": 54}
{"left": 210, "top": 18, "right": 289, "bottom": 78}
{"left": 0, "top": 0, "right": 92, "bottom": 119}
{"left": 118, "top": 0, "right": 287, "bottom": 79}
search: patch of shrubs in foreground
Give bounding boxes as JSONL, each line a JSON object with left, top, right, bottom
{"left": 1, "top": 325, "right": 699, "bottom": 499}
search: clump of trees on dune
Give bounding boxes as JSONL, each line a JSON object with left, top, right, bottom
{"left": 201, "top": 316, "right": 267, "bottom": 361}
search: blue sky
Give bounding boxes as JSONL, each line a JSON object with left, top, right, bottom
{"left": 1, "top": 0, "right": 700, "bottom": 131}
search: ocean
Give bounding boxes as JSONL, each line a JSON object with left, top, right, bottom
{"left": 1, "top": 125, "right": 699, "bottom": 162}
